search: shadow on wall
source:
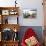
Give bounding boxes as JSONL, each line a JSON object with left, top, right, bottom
{"left": 18, "top": 26, "right": 43, "bottom": 44}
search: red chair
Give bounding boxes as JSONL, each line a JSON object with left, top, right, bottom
{"left": 21, "top": 28, "right": 41, "bottom": 46}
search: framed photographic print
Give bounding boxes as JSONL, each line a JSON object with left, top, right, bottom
{"left": 2, "top": 10, "right": 9, "bottom": 15}
{"left": 23, "top": 9, "right": 37, "bottom": 19}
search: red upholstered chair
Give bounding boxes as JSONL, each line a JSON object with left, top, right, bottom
{"left": 21, "top": 28, "right": 41, "bottom": 46}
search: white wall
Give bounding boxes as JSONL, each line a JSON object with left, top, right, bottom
{"left": 0, "top": 0, "right": 15, "bottom": 7}
{"left": 18, "top": 0, "right": 44, "bottom": 26}
{"left": 0, "top": 0, "right": 44, "bottom": 26}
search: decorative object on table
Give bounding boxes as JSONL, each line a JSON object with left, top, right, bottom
{"left": 13, "top": 32, "right": 18, "bottom": 41}
{"left": 9, "top": 9, "right": 18, "bottom": 15}
{"left": 15, "top": 0, "right": 17, "bottom": 7}
{"left": 23, "top": 9, "right": 37, "bottom": 19}
{"left": 21, "top": 28, "right": 41, "bottom": 46}
{"left": 13, "top": 28, "right": 19, "bottom": 41}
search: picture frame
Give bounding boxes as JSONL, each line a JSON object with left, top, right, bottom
{"left": 2, "top": 10, "right": 9, "bottom": 15}
{"left": 9, "top": 10, "right": 17, "bottom": 15}
{"left": 23, "top": 9, "right": 37, "bottom": 19}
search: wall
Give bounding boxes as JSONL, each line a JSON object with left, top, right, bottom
{"left": 0, "top": 0, "right": 15, "bottom": 7}
{"left": 0, "top": 0, "right": 44, "bottom": 26}
{"left": 43, "top": 0, "right": 46, "bottom": 45}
